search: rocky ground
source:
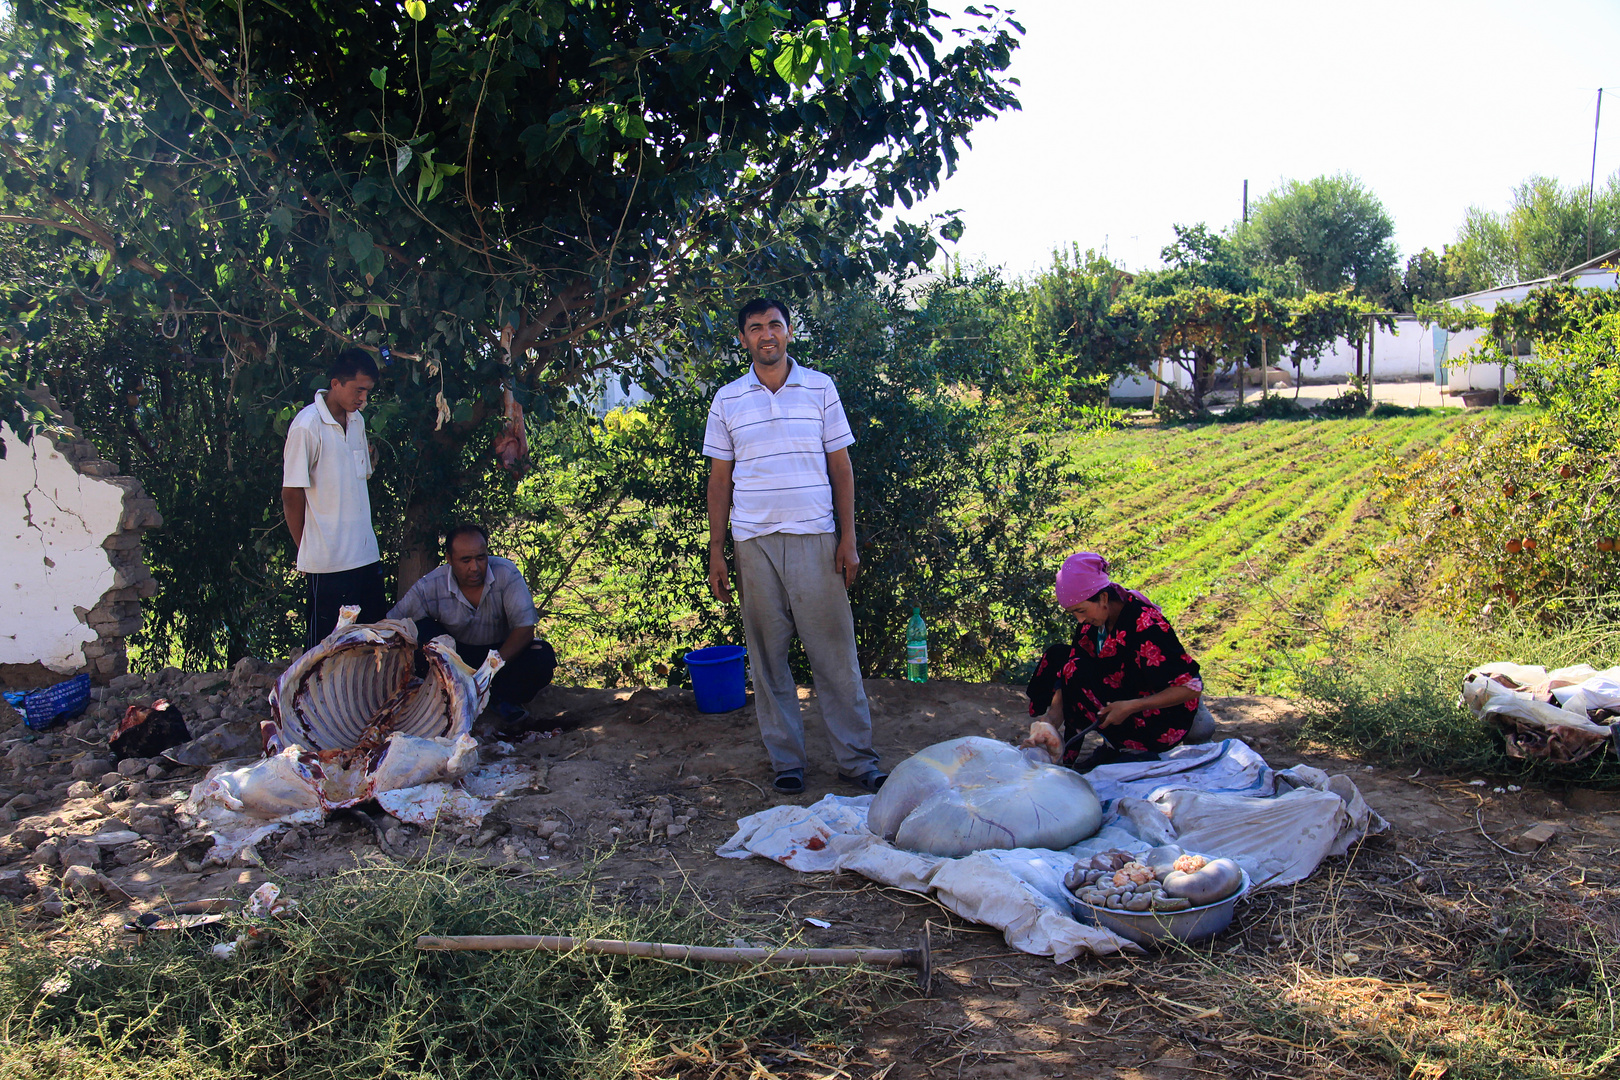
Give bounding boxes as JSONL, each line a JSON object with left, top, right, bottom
{"left": 4, "top": 670, "right": 1619, "bottom": 1077}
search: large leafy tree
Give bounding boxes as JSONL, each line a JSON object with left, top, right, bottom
{"left": 1452, "top": 173, "right": 1620, "bottom": 288}
{"left": 0, "top": 0, "right": 1021, "bottom": 588}
{"left": 1236, "top": 173, "right": 1398, "bottom": 296}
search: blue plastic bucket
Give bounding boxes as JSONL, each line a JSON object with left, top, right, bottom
{"left": 684, "top": 645, "right": 748, "bottom": 713}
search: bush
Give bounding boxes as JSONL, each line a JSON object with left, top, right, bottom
{"left": 1376, "top": 312, "right": 1620, "bottom": 616}
{"left": 496, "top": 275, "right": 1100, "bottom": 686}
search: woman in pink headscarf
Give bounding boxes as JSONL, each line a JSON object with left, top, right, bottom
{"left": 1026, "top": 552, "right": 1204, "bottom": 771}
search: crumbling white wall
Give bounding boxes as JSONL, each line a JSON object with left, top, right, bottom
{"left": 0, "top": 396, "right": 160, "bottom": 676}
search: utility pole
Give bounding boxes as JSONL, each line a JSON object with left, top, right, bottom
{"left": 1588, "top": 89, "right": 1603, "bottom": 262}
{"left": 1243, "top": 180, "right": 1249, "bottom": 225}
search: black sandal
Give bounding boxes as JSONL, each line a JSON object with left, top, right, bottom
{"left": 773, "top": 769, "right": 805, "bottom": 794}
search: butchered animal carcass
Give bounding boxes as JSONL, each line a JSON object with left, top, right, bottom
{"left": 867, "top": 737, "right": 1103, "bottom": 857}
{"left": 181, "top": 607, "right": 504, "bottom": 855}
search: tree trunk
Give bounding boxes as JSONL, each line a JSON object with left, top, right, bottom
{"left": 1354, "top": 336, "right": 1364, "bottom": 381}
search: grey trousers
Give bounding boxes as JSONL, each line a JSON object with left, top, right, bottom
{"left": 735, "top": 531, "right": 879, "bottom": 776}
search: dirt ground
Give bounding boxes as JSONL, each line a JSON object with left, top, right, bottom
{"left": 4, "top": 673, "right": 1619, "bottom": 1077}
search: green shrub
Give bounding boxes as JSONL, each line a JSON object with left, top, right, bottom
{"left": 500, "top": 276, "right": 1100, "bottom": 686}
{"left": 1376, "top": 311, "right": 1620, "bottom": 617}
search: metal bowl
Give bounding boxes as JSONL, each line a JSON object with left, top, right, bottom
{"left": 1069, "top": 868, "right": 1251, "bottom": 947}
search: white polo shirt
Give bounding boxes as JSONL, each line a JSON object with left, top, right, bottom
{"left": 701, "top": 359, "right": 855, "bottom": 542}
{"left": 282, "top": 391, "right": 380, "bottom": 573}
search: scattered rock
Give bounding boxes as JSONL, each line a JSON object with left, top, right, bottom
{"left": 60, "top": 843, "right": 102, "bottom": 869}
{"left": 113, "top": 840, "right": 156, "bottom": 866}
{"left": 87, "top": 829, "right": 141, "bottom": 847}
{"left": 275, "top": 829, "right": 304, "bottom": 854}
{"left": 71, "top": 758, "right": 105, "bottom": 780}
{"left": 550, "top": 833, "right": 571, "bottom": 850}
{"left": 3, "top": 793, "right": 37, "bottom": 812}
{"left": 5, "top": 745, "right": 46, "bottom": 771}
{"left": 145, "top": 764, "right": 166, "bottom": 780}
{"left": 666, "top": 824, "right": 687, "bottom": 838}
{"left": 99, "top": 772, "right": 124, "bottom": 790}
{"left": 534, "top": 819, "right": 561, "bottom": 839}
{"left": 8, "top": 829, "right": 46, "bottom": 851}
{"left": 648, "top": 798, "right": 675, "bottom": 831}
{"left": 58, "top": 864, "right": 100, "bottom": 896}
{"left": 108, "top": 674, "right": 144, "bottom": 693}
{"left": 115, "top": 757, "right": 151, "bottom": 778}
{"left": 66, "top": 781, "right": 98, "bottom": 800}
{"left": 0, "top": 868, "right": 35, "bottom": 898}
{"left": 30, "top": 839, "right": 60, "bottom": 866}
{"left": 162, "top": 722, "right": 256, "bottom": 768}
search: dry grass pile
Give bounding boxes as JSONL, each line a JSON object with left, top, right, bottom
{"left": 1036, "top": 837, "right": 1620, "bottom": 1079}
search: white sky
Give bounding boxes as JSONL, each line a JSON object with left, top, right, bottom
{"left": 902, "top": 0, "right": 1620, "bottom": 277}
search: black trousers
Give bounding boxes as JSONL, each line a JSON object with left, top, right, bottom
{"left": 306, "top": 562, "right": 388, "bottom": 648}
{"left": 414, "top": 618, "right": 557, "bottom": 706}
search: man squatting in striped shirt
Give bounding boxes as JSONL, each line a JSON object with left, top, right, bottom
{"left": 703, "top": 298, "right": 888, "bottom": 796}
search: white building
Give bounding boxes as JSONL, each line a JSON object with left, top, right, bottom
{"left": 1435, "top": 249, "right": 1620, "bottom": 392}
{"left": 1108, "top": 250, "right": 1620, "bottom": 403}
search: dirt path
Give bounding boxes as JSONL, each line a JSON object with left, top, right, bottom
{"left": 5, "top": 676, "right": 1618, "bottom": 1077}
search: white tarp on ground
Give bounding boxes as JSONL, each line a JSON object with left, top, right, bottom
{"left": 718, "top": 739, "right": 1387, "bottom": 962}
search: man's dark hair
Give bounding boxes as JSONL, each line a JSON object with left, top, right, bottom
{"left": 736, "top": 297, "right": 791, "bottom": 331}
{"left": 443, "top": 523, "right": 490, "bottom": 558}
{"left": 328, "top": 348, "right": 380, "bottom": 383}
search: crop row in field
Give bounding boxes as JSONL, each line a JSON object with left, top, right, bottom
{"left": 1059, "top": 410, "right": 1502, "bottom": 694}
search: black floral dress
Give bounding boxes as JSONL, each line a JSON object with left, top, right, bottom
{"left": 1026, "top": 591, "right": 1204, "bottom": 767}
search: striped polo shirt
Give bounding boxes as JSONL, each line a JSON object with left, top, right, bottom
{"left": 702, "top": 359, "right": 855, "bottom": 542}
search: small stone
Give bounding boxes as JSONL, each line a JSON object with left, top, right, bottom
{"left": 30, "top": 839, "right": 60, "bottom": 866}
{"left": 0, "top": 869, "right": 35, "bottom": 898}
{"left": 534, "top": 820, "right": 561, "bottom": 839}
{"left": 99, "top": 772, "right": 124, "bottom": 790}
{"left": 9, "top": 829, "right": 46, "bottom": 851}
{"left": 116, "top": 757, "right": 150, "bottom": 778}
{"left": 145, "top": 764, "right": 166, "bottom": 780}
{"left": 680, "top": 775, "right": 703, "bottom": 787}
{"left": 114, "top": 840, "right": 156, "bottom": 866}
{"left": 71, "top": 759, "right": 104, "bottom": 780}
{"left": 666, "top": 824, "right": 687, "bottom": 838}
{"left": 3, "top": 744, "right": 45, "bottom": 771}
{"left": 384, "top": 827, "right": 405, "bottom": 850}
{"left": 59, "top": 864, "right": 101, "bottom": 896}
{"left": 700, "top": 794, "right": 722, "bottom": 808}
{"left": 87, "top": 830, "right": 140, "bottom": 847}
{"left": 124, "top": 782, "right": 147, "bottom": 799}
{"left": 550, "top": 833, "right": 571, "bottom": 850}
{"left": 275, "top": 829, "right": 303, "bottom": 853}
{"left": 3, "top": 793, "right": 37, "bottom": 812}
{"left": 60, "top": 843, "right": 101, "bottom": 869}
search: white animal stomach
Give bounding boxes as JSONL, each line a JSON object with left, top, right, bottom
{"left": 867, "top": 736, "right": 1103, "bottom": 857}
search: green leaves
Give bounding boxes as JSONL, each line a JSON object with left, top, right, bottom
{"left": 404, "top": 0, "right": 426, "bottom": 21}
{"left": 369, "top": 67, "right": 387, "bottom": 89}
{"left": 347, "top": 229, "right": 375, "bottom": 262}
{"left": 412, "top": 149, "right": 462, "bottom": 203}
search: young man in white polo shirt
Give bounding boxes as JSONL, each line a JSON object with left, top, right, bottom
{"left": 281, "top": 349, "right": 387, "bottom": 646}
{"left": 704, "top": 298, "right": 885, "bottom": 795}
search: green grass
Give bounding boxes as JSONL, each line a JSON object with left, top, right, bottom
{"left": 0, "top": 862, "right": 886, "bottom": 1080}
{"left": 1060, "top": 410, "right": 1505, "bottom": 694}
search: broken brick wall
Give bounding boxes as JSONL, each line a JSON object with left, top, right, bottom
{"left": 0, "top": 389, "right": 161, "bottom": 681}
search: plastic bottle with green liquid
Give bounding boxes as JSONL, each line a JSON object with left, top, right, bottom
{"left": 905, "top": 607, "right": 928, "bottom": 683}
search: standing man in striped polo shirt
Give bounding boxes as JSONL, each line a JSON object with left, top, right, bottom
{"left": 703, "top": 298, "right": 885, "bottom": 796}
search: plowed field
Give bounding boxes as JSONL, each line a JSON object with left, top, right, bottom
{"left": 1065, "top": 412, "right": 1497, "bottom": 693}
